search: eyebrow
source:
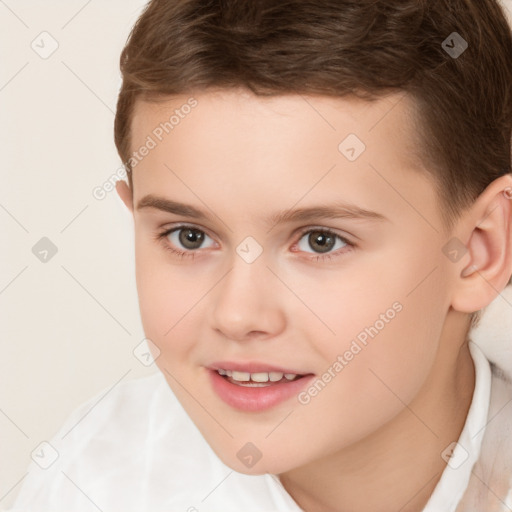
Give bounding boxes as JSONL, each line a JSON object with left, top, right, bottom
{"left": 136, "top": 194, "right": 388, "bottom": 226}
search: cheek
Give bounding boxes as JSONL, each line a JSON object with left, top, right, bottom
{"left": 134, "top": 240, "right": 203, "bottom": 354}
{"left": 300, "top": 265, "right": 444, "bottom": 437}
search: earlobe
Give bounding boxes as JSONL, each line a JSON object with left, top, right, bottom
{"left": 451, "top": 175, "right": 512, "bottom": 313}
{"left": 116, "top": 179, "right": 134, "bottom": 213}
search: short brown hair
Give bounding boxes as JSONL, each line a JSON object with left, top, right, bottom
{"left": 114, "top": 0, "right": 512, "bottom": 294}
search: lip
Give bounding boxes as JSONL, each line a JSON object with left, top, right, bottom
{"left": 208, "top": 368, "right": 315, "bottom": 412}
{"left": 208, "top": 361, "right": 307, "bottom": 374}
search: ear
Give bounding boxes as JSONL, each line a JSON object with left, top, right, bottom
{"left": 116, "top": 179, "right": 134, "bottom": 213}
{"left": 450, "top": 174, "right": 512, "bottom": 313}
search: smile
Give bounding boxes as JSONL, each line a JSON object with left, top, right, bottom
{"left": 208, "top": 366, "right": 315, "bottom": 411}
{"left": 216, "top": 368, "right": 301, "bottom": 385}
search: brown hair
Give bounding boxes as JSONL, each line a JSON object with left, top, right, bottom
{"left": 114, "top": 0, "right": 512, "bottom": 307}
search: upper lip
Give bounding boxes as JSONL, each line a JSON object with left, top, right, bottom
{"left": 208, "top": 361, "right": 312, "bottom": 375}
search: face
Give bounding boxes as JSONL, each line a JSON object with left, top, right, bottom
{"left": 122, "top": 88, "right": 459, "bottom": 475}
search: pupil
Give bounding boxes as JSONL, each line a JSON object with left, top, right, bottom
{"left": 180, "top": 228, "right": 204, "bottom": 249}
{"left": 310, "top": 231, "right": 334, "bottom": 253}
{"left": 177, "top": 229, "right": 335, "bottom": 253}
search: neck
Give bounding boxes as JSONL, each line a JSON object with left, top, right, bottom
{"left": 279, "top": 309, "right": 476, "bottom": 512}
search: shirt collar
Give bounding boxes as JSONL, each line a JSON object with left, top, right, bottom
{"left": 422, "top": 340, "right": 492, "bottom": 512}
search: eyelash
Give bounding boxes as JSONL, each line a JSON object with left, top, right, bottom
{"left": 154, "top": 224, "right": 355, "bottom": 262}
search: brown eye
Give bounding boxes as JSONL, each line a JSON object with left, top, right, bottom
{"left": 306, "top": 231, "right": 336, "bottom": 253}
{"left": 297, "top": 229, "right": 349, "bottom": 255}
{"left": 159, "top": 225, "right": 215, "bottom": 254}
{"left": 177, "top": 227, "right": 205, "bottom": 250}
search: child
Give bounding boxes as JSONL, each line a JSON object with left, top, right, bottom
{"left": 6, "top": 0, "right": 512, "bottom": 511}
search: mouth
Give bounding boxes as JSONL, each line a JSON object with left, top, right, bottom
{"left": 215, "top": 368, "right": 304, "bottom": 387}
{"left": 207, "top": 362, "right": 315, "bottom": 411}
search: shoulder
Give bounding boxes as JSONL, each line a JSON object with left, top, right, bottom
{"left": 7, "top": 371, "right": 178, "bottom": 511}
{"left": 455, "top": 363, "right": 512, "bottom": 511}
{"left": 54, "top": 370, "right": 173, "bottom": 445}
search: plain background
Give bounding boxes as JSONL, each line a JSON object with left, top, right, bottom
{"left": 1, "top": 0, "right": 511, "bottom": 509}
{"left": 0, "top": 1, "right": 153, "bottom": 508}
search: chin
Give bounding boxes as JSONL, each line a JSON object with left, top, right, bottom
{"left": 213, "top": 445, "right": 299, "bottom": 476}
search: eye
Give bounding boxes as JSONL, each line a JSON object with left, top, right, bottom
{"left": 155, "top": 225, "right": 215, "bottom": 259}
{"left": 293, "top": 227, "right": 354, "bottom": 261}
{"left": 155, "top": 224, "right": 355, "bottom": 262}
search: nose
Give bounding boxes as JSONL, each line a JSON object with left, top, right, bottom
{"left": 210, "top": 255, "right": 286, "bottom": 342}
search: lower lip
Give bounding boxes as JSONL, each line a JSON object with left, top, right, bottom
{"left": 208, "top": 369, "right": 315, "bottom": 412}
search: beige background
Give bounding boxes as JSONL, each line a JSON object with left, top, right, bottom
{"left": 1, "top": 0, "right": 511, "bottom": 509}
{"left": 0, "top": 1, "right": 153, "bottom": 508}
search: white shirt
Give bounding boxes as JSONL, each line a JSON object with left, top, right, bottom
{"left": 6, "top": 340, "right": 492, "bottom": 512}
{"left": 422, "top": 340, "right": 491, "bottom": 511}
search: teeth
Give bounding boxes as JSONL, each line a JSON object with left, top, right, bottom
{"left": 216, "top": 369, "right": 299, "bottom": 382}
{"left": 251, "top": 372, "right": 269, "bottom": 382}
{"left": 231, "top": 371, "right": 250, "bottom": 382}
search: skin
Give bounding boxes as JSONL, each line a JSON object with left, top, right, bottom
{"left": 116, "top": 88, "right": 512, "bottom": 512}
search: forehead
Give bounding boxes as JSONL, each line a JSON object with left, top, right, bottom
{"left": 132, "top": 88, "right": 419, "bottom": 141}
{"left": 129, "top": 89, "right": 439, "bottom": 228}
{"left": 130, "top": 88, "right": 422, "bottom": 163}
